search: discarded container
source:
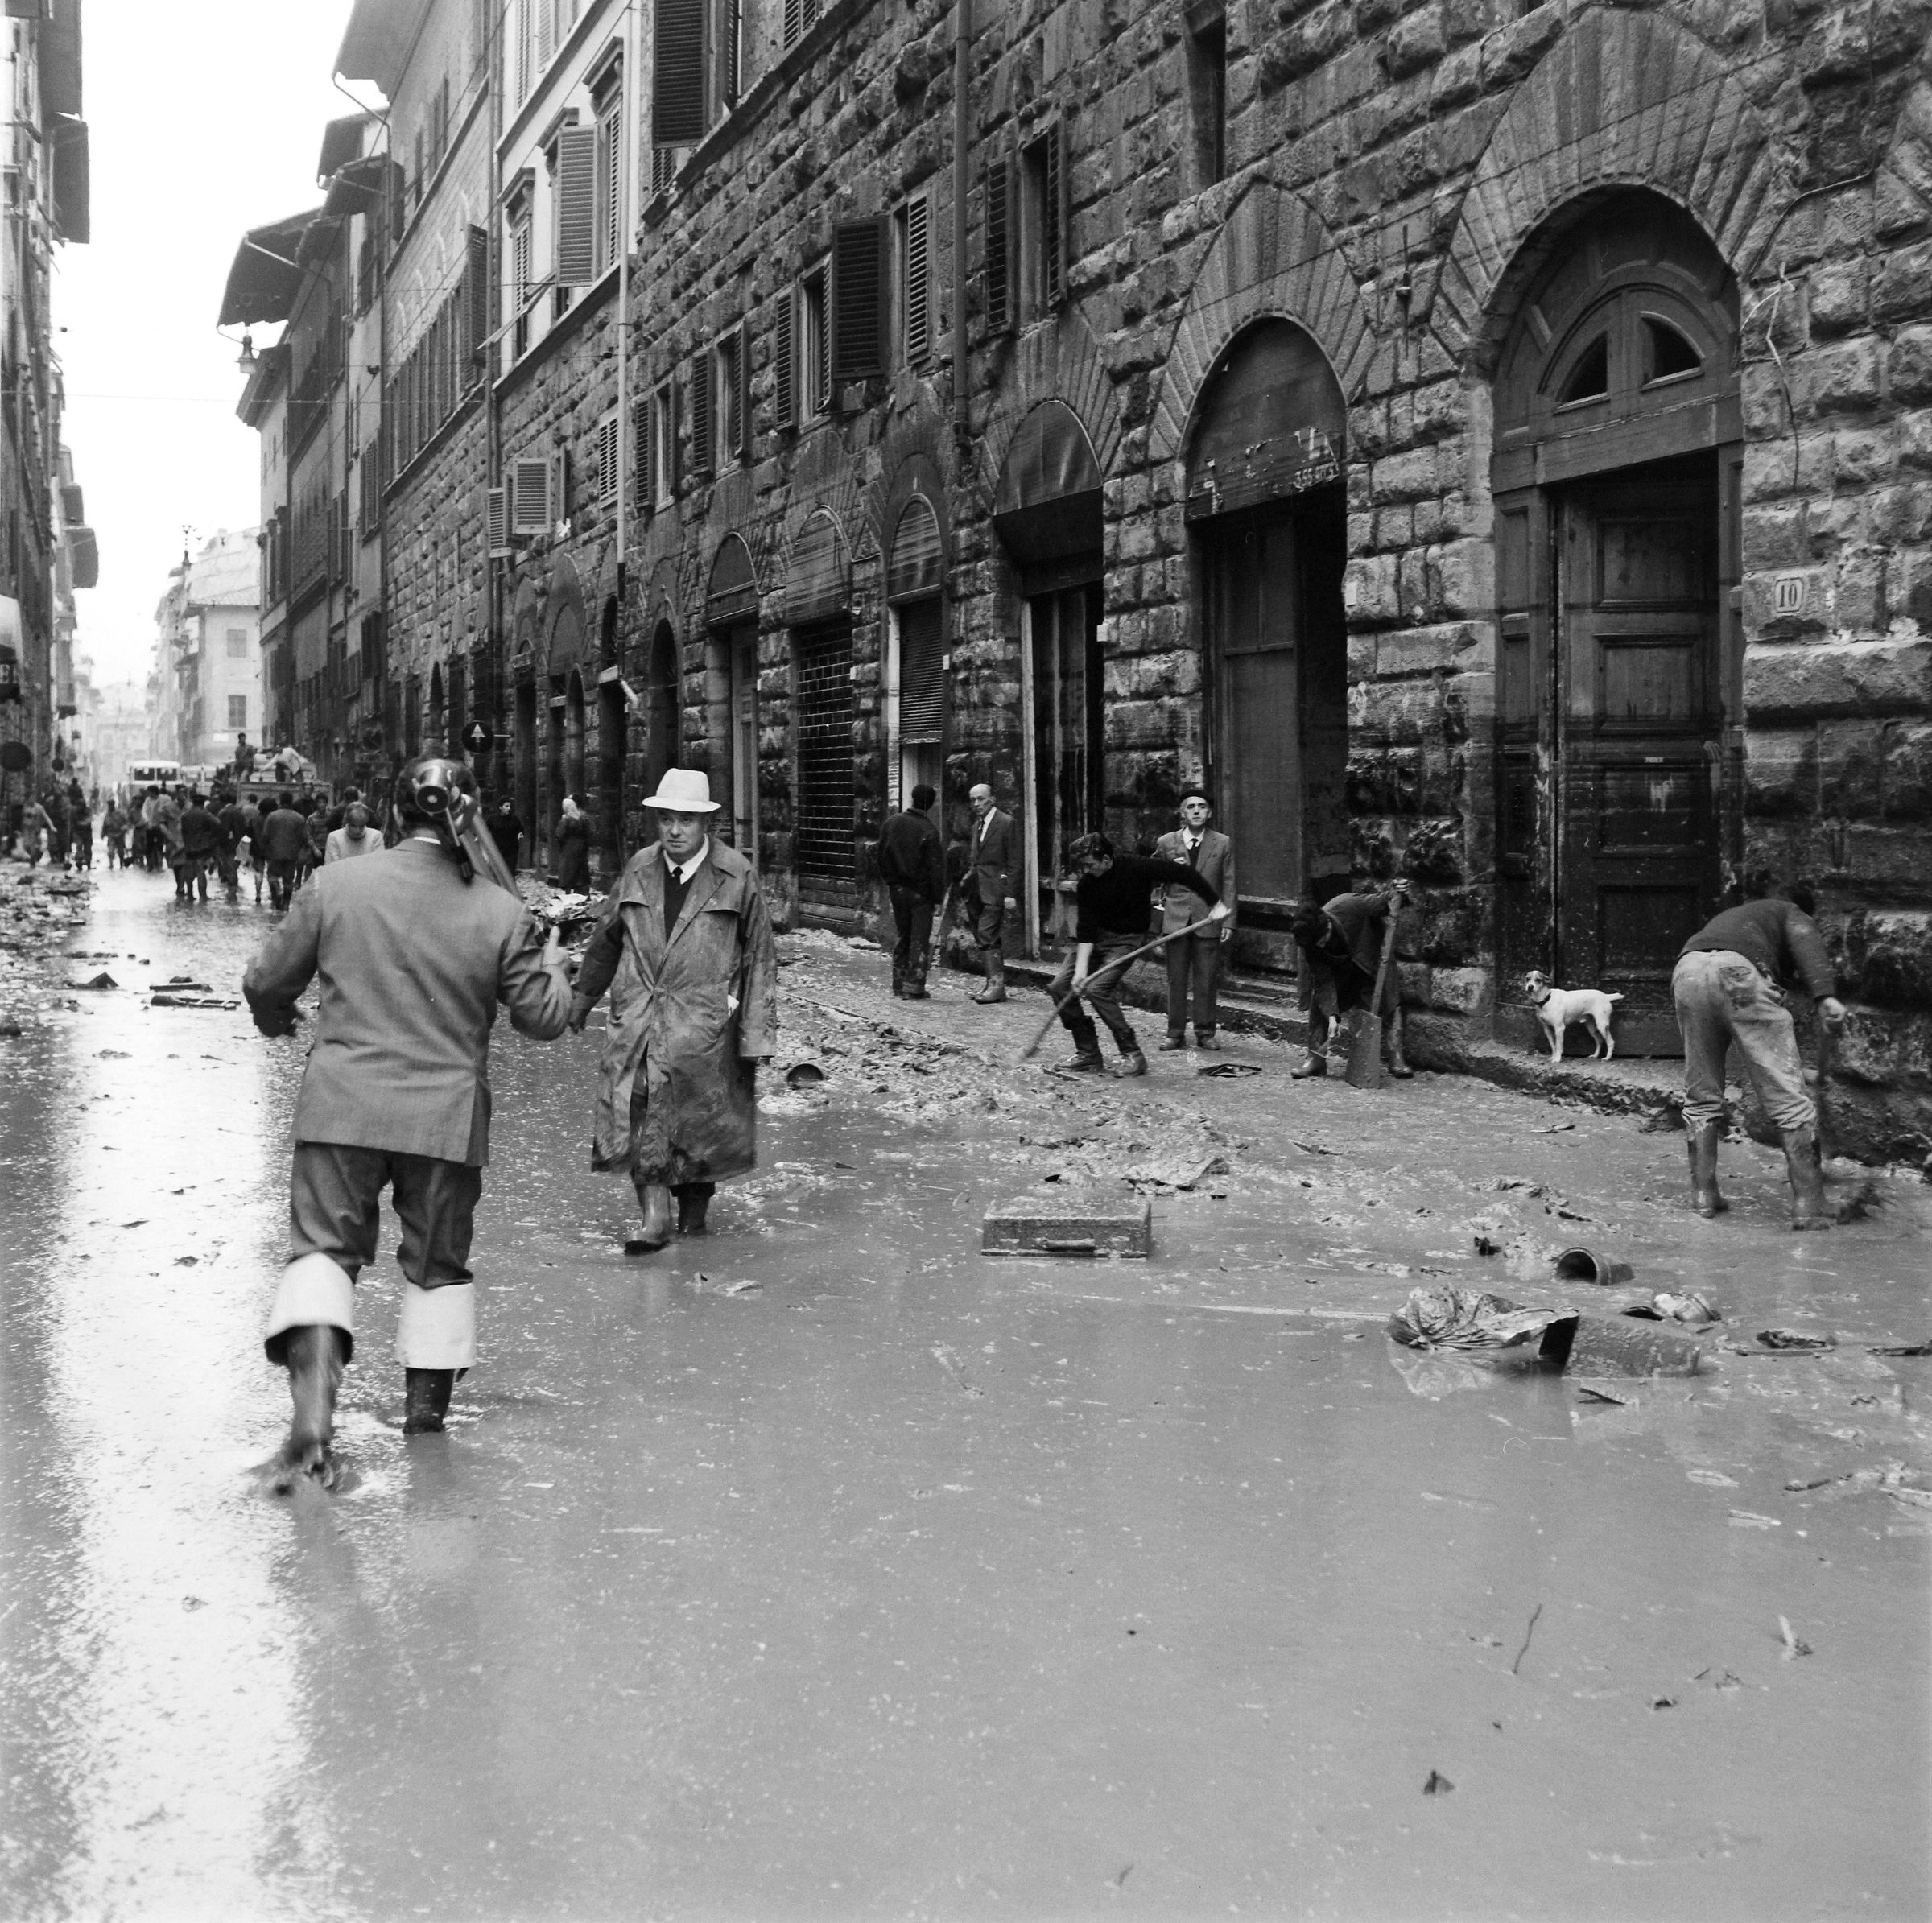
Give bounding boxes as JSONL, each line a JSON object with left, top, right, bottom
{"left": 1541, "top": 1314, "right": 1710, "bottom": 1377}
{"left": 982, "top": 1188, "right": 1152, "bottom": 1258}
{"left": 1386, "top": 1285, "right": 1575, "bottom": 1354}
{"left": 784, "top": 1062, "right": 826, "bottom": 1087}
{"left": 1552, "top": 1246, "right": 1636, "bottom": 1286}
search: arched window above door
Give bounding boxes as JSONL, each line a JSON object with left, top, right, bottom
{"left": 1494, "top": 193, "right": 1737, "bottom": 488}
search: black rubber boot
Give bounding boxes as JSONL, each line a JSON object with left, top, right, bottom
{"left": 1384, "top": 1007, "right": 1414, "bottom": 1079}
{"left": 274, "top": 1325, "right": 349, "bottom": 1492}
{"left": 627, "top": 1181, "right": 674, "bottom": 1252}
{"left": 675, "top": 1185, "right": 712, "bottom": 1235}
{"left": 1687, "top": 1120, "right": 1727, "bottom": 1217}
{"left": 1782, "top": 1125, "right": 1832, "bottom": 1230}
{"left": 403, "top": 1368, "right": 456, "bottom": 1434}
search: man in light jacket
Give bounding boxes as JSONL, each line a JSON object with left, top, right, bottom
{"left": 243, "top": 757, "right": 573, "bottom": 1487}
{"left": 1154, "top": 789, "right": 1236, "bottom": 1051}
{"left": 569, "top": 767, "right": 778, "bottom": 1251}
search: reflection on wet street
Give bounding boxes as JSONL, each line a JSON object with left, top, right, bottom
{"left": 3, "top": 866, "right": 1928, "bottom": 1920}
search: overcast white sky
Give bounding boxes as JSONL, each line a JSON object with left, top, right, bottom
{"left": 57, "top": 0, "right": 360, "bottom": 691}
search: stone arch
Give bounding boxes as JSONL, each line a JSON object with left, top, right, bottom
{"left": 1434, "top": 6, "right": 1786, "bottom": 372}
{"left": 1150, "top": 180, "right": 1375, "bottom": 466}
{"left": 542, "top": 554, "right": 589, "bottom": 675}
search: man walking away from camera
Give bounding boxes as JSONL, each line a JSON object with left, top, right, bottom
{"left": 878, "top": 782, "right": 947, "bottom": 998}
{"left": 243, "top": 757, "right": 572, "bottom": 1486}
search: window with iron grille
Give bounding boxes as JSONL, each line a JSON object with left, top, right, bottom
{"left": 793, "top": 626, "right": 855, "bottom": 880}
{"left": 1020, "top": 124, "right": 1068, "bottom": 318}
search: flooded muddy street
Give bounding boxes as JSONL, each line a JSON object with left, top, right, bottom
{"left": 2, "top": 868, "right": 1928, "bottom": 1920}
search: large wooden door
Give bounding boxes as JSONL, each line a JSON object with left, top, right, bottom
{"left": 1556, "top": 472, "right": 1720, "bottom": 1050}
{"left": 1212, "top": 520, "right": 1302, "bottom": 908}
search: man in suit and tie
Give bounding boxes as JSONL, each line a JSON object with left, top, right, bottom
{"left": 1154, "top": 789, "right": 1236, "bottom": 1050}
{"left": 244, "top": 757, "right": 575, "bottom": 1488}
{"left": 967, "top": 782, "right": 1020, "bottom": 1003}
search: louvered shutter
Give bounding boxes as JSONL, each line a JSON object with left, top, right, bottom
{"left": 897, "top": 597, "right": 945, "bottom": 744}
{"left": 598, "top": 415, "right": 620, "bottom": 502}
{"left": 484, "top": 477, "right": 507, "bottom": 552}
{"left": 510, "top": 456, "right": 551, "bottom": 534}
{"left": 985, "top": 155, "right": 1013, "bottom": 334}
{"left": 903, "top": 192, "right": 931, "bottom": 365}
{"left": 634, "top": 397, "right": 651, "bottom": 509}
{"left": 830, "top": 217, "right": 887, "bottom": 383}
{"left": 689, "top": 348, "right": 712, "bottom": 477}
{"left": 737, "top": 327, "right": 752, "bottom": 458}
{"left": 555, "top": 126, "right": 598, "bottom": 285}
{"left": 537, "top": 0, "right": 555, "bottom": 67}
{"left": 654, "top": 0, "right": 706, "bottom": 147}
{"left": 466, "top": 225, "right": 490, "bottom": 361}
{"left": 1044, "top": 122, "right": 1068, "bottom": 307}
{"left": 773, "top": 291, "right": 795, "bottom": 429}
{"left": 601, "top": 106, "right": 622, "bottom": 272}
{"left": 720, "top": 0, "right": 741, "bottom": 106}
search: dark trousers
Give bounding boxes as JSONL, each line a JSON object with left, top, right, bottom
{"left": 1051, "top": 930, "right": 1143, "bottom": 1052}
{"left": 1165, "top": 935, "right": 1222, "bottom": 1037}
{"left": 889, "top": 885, "right": 936, "bottom": 986}
{"left": 288, "top": 1140, "right": 482, "bottom": 1293}
{"left": 972, "top": 891, "right": 1007, "bottom": 956}
{"left": 267, "top": 857, "right": 297, "bottom": 906}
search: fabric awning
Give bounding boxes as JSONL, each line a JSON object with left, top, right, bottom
{"left": 336, "top": 0, "right": 432, "bottom": 92}
{"left": 993, "top": 400, "right": 1103, "bottom": 578}
{"left": 218, "top": 208, "right": 323, "bottom": 328}
{"left": 317, "top": 113, "right": 374, "bottom": 180}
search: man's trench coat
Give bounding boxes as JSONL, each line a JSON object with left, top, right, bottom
{"left": 572, "top": 838, "right": 778, "bottom": 1183}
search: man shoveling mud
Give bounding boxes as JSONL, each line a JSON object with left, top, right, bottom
{"left": 1289, "top": 882, "right": 1414, "bottom": 1080}
{"left": 1674, "top": 878, "right": 1846, "bottom": 1228}
{"left": 243, "top": 757, "right": 573, "bottom": 1488}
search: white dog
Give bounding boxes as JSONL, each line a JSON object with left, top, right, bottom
{"left": 1523, "top": 970, "right": 1623, "bottom": 1060}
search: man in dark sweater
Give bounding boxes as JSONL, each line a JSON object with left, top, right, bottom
{"left": 1674, "top": 887, "right": 1845, "bottom": 1228}
{"left": 259, "top": 791, "right": 313, "bottom": 910}
{"left": 877, "top": 782, "right": 947, "bottom": 998}
{"left": 1053, "top": 832, "right": 1228, "bottom": 1075}
{"left": 177, "top": 793, "right": 224, "bottom": 902}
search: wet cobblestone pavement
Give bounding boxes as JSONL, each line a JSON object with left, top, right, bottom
{"left": 2, "top": 864, "right": 1927, "bottom": 1920}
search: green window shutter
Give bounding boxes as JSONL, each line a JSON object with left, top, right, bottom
{"left": 689, "top": 348, "right": 713, "bottom": 477}
{"left": 466, "top": 225, "right": 491, "bottom": 361}
{"left": 830, "top": 217, "right": 887, "bottom": 384}
{"left": 510, "top": 456, "right": 551, "bottom": 534}
{"left": 773, "top": 291, "right": 795, "bottom": 430}
{"left": 654, "top": 0, "right": 707, "bottom": 148}
{"left": 1044, "top": 122, "right": 1067, "bottom": 308}
{"left": 903, "top": 192, "right": 931, "bottom": 365}
{"left": 634, "top": 396, "right": 652, "bottom": 510}
{"left": 985, "top": 155, "right": 1013, "bottom": 335}
{"left": 555, "top": 126, "right": 598, "bottom": 285}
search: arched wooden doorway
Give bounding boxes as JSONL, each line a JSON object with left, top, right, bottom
{"left": 1187, "top": 319, "right": 1349, "bottom": 928}
{"left": 993, "top": 400, "right": 1104, "bottom": 951}
{"left": 1492, "top": 192, "right": 1741, "bottom": 1054}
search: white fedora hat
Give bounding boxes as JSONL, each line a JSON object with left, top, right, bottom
{"left": 641, "top": 767, "right": 721, "bottom": 812}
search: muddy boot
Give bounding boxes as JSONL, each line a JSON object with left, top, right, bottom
{"left": 1290, "top": 1051, "right": 1328, "bottom": 1078}
{"left": 402, "top": 1368, "right": 455, "bottom": 1434}
{"left": 1115, "top": 1045, "right": 1149, "bottom": 1079}
{"left": 675, "top": 1184, "right": 712, "bottom": 1236}
{"left": 1194, "top": 1029, "right": 1220, "bottom": 1051}
{"left": 1159, "top": 1032, "right": 1187, "bottom": 1052}
{"left": 627, "top": 1181, "right": 674, "bottom": 1252}
{"left": 1686, "top": 1120, "right": 1728, "bottom": 1217}
{"left": 890, "top": 963, "right": 907, "bottom": 997}
{"left": 275, "top": 1325, "right": 347, "bottom": 1492}
{"left": 1781, "top": 1125, "right": 1832, "bottom": 1230}
{"left": 974, "top": 955, "right": 1008, "bottom": 1004}
{"left": 1384, "top": 1008, "right": 1414, "bottom": 1079}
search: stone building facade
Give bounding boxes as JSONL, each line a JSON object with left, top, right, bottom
{"left": 621, "top": 0, "right": 1932, "bottom": 1161}
{"left": 231, "top": 0, "right": 1932, "bottom": 1160}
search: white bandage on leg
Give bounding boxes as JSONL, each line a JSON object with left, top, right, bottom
{"left": 394, "top": 1281, "right": 477, "bottom": 1369}
{"left": 264, "top": 1251, "right": 357, "bottom": 1361}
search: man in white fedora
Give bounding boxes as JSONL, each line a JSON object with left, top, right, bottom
{"left": 243, "top": 757, "right": 574, "bottom": 1488}
{"left": 569, "top": 767, "right": 778, "bottom": 1248}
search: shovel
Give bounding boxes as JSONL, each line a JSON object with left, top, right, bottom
{"left": 1344, "top": 906, "right": 1402, "bottom": 1091}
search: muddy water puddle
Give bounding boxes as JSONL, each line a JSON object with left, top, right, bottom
{"left": 1, "top": 870, "right": 1925, "bottom": 1919}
